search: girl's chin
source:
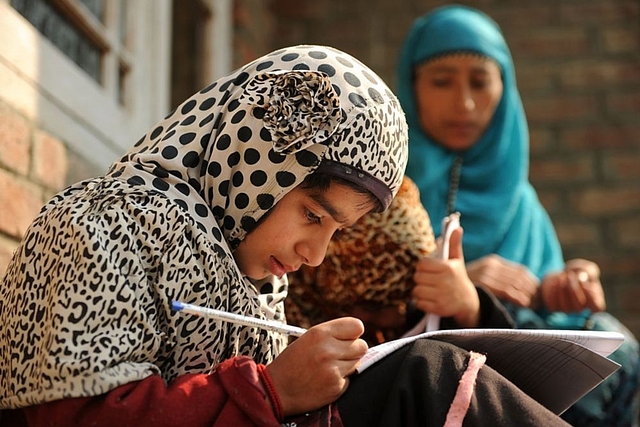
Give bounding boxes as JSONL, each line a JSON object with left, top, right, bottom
{"left": 237, "top": 265, "right": 268, "bottom": 281}
{"left": 440, "top": 137, "right": 477, "bottom": 151}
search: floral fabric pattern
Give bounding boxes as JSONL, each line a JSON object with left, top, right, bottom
{"left": 241, "top": 71, "right": 342, "bottom": 154}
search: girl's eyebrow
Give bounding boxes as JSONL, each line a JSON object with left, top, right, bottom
{"left": 422, "top": 65, "right": 490, "bottom": 75}
{"left": 309, "top": 192, "right": 350, "bottom": 226}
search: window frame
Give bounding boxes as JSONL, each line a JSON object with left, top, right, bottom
{"left": 0, "top": 0, "right": 173, "bottom": 172}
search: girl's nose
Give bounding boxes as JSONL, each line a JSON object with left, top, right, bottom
{"left": 296, "top": 235, "right": 330, "bottom": 267}
{"left": 463, "top": 96, "right": 475, "bottom": 111}
{"left": 456, "top": 84, "right": 475, "bottom": 111}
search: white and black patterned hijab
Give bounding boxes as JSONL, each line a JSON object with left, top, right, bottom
{"left": 109, "top": 45, "right": 408, "bottom": 251}
{"left": 0, "top": 45, "right": 408, "bottom": 408}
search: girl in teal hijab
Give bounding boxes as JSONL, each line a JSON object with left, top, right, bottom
{"left": 398, "top": 4, "right": 562, "bottom": 278}
{"left": 397, "top": 5, "right": 639, "bottom": 426}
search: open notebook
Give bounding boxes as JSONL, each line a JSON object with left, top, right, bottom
{"left": 356, "top": 328, "right": 624, "bottom": 415}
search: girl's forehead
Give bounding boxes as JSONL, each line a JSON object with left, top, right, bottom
{"left": 416, "top": 53, "right": 500, "bottom": 73}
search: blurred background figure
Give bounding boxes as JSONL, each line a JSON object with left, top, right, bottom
{"left": 396, "top": 5, "right": 640, "bottom": 426}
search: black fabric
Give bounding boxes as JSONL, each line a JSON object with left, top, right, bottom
{"left": 441, "top": 286, "right": 515, "bottom": 330}
{"left": 336, "top": 339, "right": 570, "bottom": 427}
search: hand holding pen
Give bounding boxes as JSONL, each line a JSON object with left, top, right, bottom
{"left": 409, "top": 213, "right": 482, "bottom": 331}
{"left": 424, "top": 213, "right": 460, "bottom": 332}
{"left": 171, "top": 301, "right": 368, "bottom": 416}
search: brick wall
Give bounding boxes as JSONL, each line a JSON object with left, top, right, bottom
{"left": 0, "top": 101, "right": 70, "bottom": 278}
{"left": 233, "top": 0, "right": 274, "bottom": 66}
{"left": 265, "top": 0, "right": 640, "bottom": 337}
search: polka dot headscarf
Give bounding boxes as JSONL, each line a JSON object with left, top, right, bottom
{"left": 108, "top": 45, "right": 408, "bottom": 250}
{"left": 0, "top": 46, "right": 408, "bottom": 408}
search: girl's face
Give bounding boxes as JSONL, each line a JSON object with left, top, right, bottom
{"left": 234, "top": 182, "right": 374, "bottom": 280}
{"left": 413, "top": 54, "right": 503, "bottom": 151}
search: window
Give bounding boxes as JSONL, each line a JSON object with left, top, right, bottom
{"left": 0, "top": 0, "right": 172, "bottom": 172}
{"left": 10, "top": 0, "right": 132, "bottom": 106}
{"left": 0, "top": 0, "right": 231, "bottom": 174}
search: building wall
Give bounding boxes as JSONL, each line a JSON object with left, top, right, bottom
{"left": 265, "top": 0, "right": 640, "bottom": 337}
{"left": 233, "top": 0, "right": 274, "bottom": 67}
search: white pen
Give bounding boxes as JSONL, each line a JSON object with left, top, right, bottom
{"left": 425, "top": 212, "right": 461, "bottom": 333}
{"left": 171, "top": 300, "right": 307, "bottom": 337}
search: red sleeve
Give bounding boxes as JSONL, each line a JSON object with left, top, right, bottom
{"left": 21, "top": 357, "right": 282, "bottom": 427}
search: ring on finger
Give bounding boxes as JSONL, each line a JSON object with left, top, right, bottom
{"left": 577, "top": 271, "right": 589, "bottom": 282}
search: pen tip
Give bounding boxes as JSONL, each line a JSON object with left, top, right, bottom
{"left": 171, "top": 301, "right": 184, "bottom": 311}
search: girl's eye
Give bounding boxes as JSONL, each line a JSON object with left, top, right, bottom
{"left": 431, "top": 78, "right": 451, "bottom": 88}
{"left": 305, "top": 209, "right": 321, "bottom": 225}
{"left": 471, "top": 79, "right": 489, "bottom": 90}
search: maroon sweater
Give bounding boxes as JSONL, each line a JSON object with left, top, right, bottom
{"left": 1, "top": 357, "right": 296, "bottom": 427}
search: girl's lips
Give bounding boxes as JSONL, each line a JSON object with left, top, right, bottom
{"left": 444, "top": 121, "right": 480, "bottom": 147}
{"left": 446, "top": 121, "right": 477, "bottom": 132}
{"left": 269, "top": 256, "right": 288, "bottom": 277}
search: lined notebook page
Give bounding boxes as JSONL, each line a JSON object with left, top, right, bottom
{"left": 356, "top": 328, "right": 624, "bottom": 414}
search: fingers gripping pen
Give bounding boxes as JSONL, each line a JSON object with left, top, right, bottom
{"left": 425, "top": 212, "right": 461, "bottom": 332}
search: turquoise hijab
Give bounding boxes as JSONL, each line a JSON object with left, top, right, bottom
{"left": 397, "top": 5, "right": 564, "bottom": 280}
